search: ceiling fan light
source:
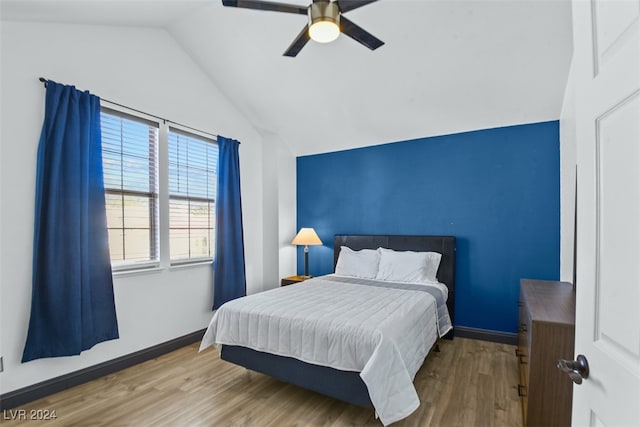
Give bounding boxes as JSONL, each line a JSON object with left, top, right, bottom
{"left": 308, "top": 1, "right": 340, "bottom": 43}
{"left": 309, "top": 20, "right": 340, "bottom": 43}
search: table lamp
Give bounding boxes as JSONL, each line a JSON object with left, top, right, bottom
{"left": 292, "top": 228, "right": 322, "bottom": 278}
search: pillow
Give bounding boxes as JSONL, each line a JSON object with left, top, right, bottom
{"left": 334, "top": 246, "right": 380, "bottom": 279}
{"left": 375, "top": 247, "right": 442, "bottom": 283}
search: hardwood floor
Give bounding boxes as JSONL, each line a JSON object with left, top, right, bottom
{"left": 0, "top": 337, "right": 522, "bottom": 427}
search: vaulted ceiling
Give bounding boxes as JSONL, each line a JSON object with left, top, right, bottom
{"left": 1, "top": 0, "right": 573, "bottom": 155}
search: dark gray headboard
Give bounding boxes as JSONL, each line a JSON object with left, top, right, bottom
{"left": 333, "top": 235, "right": 456, "bottom": 335}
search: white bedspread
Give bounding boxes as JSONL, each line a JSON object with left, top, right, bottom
{"left": 200, "top": 275, "right": 452, "bottom": 426}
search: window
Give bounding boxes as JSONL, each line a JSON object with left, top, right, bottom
{"left": 100, "top": 106, "right": 218, "bottom": 270}
{"left": 101, "top": 109, "right": 159, "bottom": 269}
{"left": 168, "top": 129, "right": 218, "bottom": 262}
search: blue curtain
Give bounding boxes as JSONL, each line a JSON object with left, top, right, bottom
{"left": 213, "top": 136, "right": 246, "bottom": 309}
{"left": 22, "top": 81, "right": 119, "bottom": 362}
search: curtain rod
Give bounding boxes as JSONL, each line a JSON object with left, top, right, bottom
{"left": 38, "top": 77, "right": 223, "bottom": 141}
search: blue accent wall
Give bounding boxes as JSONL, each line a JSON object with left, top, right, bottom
{"left": 296, "top": 121, "right": 560, "bottom": 334}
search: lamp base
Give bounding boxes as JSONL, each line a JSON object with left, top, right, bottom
{"left": 304, "top": 247, "right": 309, "bottom": 278}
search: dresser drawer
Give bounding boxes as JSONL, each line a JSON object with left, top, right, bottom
{"left": 517, "top": 295, "right": 531, "bottom": 424}
{"left": 518, "top": 279, "right": 575, "bottom": 427}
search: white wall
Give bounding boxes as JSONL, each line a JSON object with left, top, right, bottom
{"left": 258, "top": 131, "right": 297, "bottom": 289}
{"left": 0, "top": 21, "right": 268, "bottom": 394}
{"left": 559, "top": 56, "right": 577, "bottom": 283}
{"left": 277, "top": 138, "right": 297, "bottom": 279}
{"left": 261, "top": 131, "right": 280, "bottom": 288}
{"left": 0, "top": 16, "right": 5, "bottom": 376}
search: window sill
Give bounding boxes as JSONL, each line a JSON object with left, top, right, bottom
{"left": 112, "top": 266, "right": 163, "bottom": 278}
{"left": 169, "top": 260, "right": 212, "bottom": 271}
{"left": 110, "top": 260, "right": 212, "bottom": 278}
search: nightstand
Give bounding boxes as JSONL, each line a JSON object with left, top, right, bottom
{"left": 280, "top": 275, "right": 308, "bottom": 286}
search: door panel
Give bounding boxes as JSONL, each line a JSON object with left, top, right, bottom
{"left": 592, "top": 0, "right": 639, "bottom": 74}
{"left": 570, "top": 0, "right": 640, "bottom": 426}
{"left": 595, "top": 91, "right": 640, "bottom": 363}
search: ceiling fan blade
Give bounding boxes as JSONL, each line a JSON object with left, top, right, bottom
{"left": 335, "top": 0, "right": 378, "bottom": 13}
{"left": 340, "top": 16, "right": 384, "bottom": 50}
{"left": 222, "top": 0, "right": 307, "bottom": 15}
{"left": 283, "top": 25, "right": 311, "bottom": 57}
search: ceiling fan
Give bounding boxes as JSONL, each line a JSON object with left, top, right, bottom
{"left": 222, "top": 0, "right": 384, "bottom": 57}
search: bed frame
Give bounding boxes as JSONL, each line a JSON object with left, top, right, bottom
{"left": 221, "top": 234, "right": 456, "bottom": 408}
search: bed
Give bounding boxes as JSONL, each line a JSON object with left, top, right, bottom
{"left": 200, "top": 234, "right": 456, "bottom": 425}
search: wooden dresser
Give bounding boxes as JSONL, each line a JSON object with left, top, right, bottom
{"left": 518, "top": 279, "right": 576, "bottom": 427}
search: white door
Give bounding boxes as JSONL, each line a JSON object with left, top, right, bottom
{"left": 570, "top": 0, "right": 640, "bottom": 426}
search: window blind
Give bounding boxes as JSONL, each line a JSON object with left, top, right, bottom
{"left": 101, "top": 108, "right": 159, "bottom": 267}
{"left": 168, "top": 129, "right": 218, "bottom": 262}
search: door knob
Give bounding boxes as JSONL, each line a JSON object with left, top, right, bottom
{"left": 557, "top": 354, "right": 589, "bottom": 384}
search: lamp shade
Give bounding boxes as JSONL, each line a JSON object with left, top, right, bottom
{"left": 291, "top": 228, "right": 322, "bottom": 246}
